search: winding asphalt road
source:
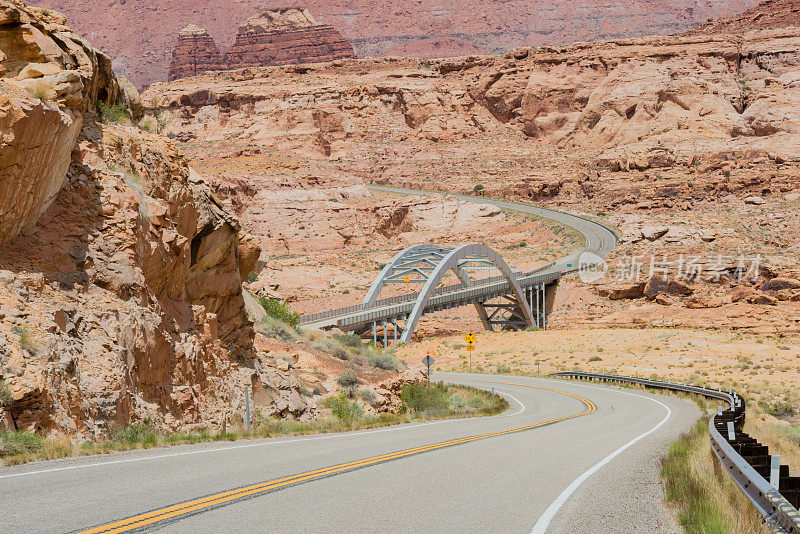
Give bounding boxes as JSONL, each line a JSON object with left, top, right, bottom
{"left": 367, "top": 185, "right": 618, "bottom": 272}
{"left": 0, "top": 374, "right": 699, "bottom": 533}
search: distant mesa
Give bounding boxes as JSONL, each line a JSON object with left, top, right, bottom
{"left": 383, "top": 38, "right": 485, "bottom": 59}
{"left": 168, "top": 7, "right": 356, "bottom": 81}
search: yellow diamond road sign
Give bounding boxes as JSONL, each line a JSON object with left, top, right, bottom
{"left": 464, "top": 332, "right": 477, "bottom": 345}
{"left": 403, "top": 276, "right": 410, "bottom": 283}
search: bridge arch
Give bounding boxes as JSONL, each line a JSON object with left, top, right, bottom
{"left": 398, "top": 243, "right": 534, "bottom": 343}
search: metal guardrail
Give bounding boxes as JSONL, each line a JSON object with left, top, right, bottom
{"left": 552, "top": 371, "right": 800, "bottom": 533}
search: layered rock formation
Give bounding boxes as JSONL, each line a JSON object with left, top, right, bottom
{"left": 168, "top": 7, "right": 355, "bottom": 82}
{"left": 34, "top": 0, "right": 758, "bottom": 87}
{"left": 168, "top": 25, "right": 225, "bottom": 81}
{"left": 688, "top": 0, "right": 800, "bottom": 34}
{"left": 384, "top": 38, "right": 485, "bottom": 59}
{"left": 0, "top": 0, "right": 136, "bottom": 246}
{"left": 0, "top": 0, "right": 314, "bottom": 437}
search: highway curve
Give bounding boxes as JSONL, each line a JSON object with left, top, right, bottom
{"left": 368, "top": 185, "right": 619, "bottom": 272}
{"left": 0, "top": 374, "right": 699, "bottom": 533}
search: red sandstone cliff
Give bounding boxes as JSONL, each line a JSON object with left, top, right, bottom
{"left": 168, "top": 25, "right": 225, "bottom": 81}
{"left": 688, "top": 0, "right": 800, "bottom": 34}
{"left": 168, "top": 7, "right": 355, "bottom": 82}
{"left": 33, "top": 0, "right": 759, "bottom": 88}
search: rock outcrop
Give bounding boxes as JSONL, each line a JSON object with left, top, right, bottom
{"left": 167, "top": 7, "right": 356, "bottom": 82}
{"left": 0, "top": 0, "right": 136, "bottom": 247}
{"left": 688, "top": 0, "right": 800, "bottom": 34}
{"left": 168, "top": 25, "right": 225, "bottom": 81}
{"left": 0, "top": 0, "right": 314, "bottom": 438}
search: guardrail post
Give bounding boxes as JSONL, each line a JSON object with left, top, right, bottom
{"left": 770, "top": 455, "right": 780, "bottom": 490}
{"left": 727, "top": 421, "right": 736, "bottom": 441}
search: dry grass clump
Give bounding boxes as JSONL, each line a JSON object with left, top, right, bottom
{"left": 661, "top": 417, "right": 770, "bottom": 534}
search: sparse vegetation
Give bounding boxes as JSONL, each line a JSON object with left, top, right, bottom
{"left": 473, "top": 184, "right": 485, "bottom": 192}
{"left": 358, "top": 389, "right": 376, "bottom": 403}
{"left": 96, "top": 101, "right": 130, "bottom": 124}
{"left": 259, "top": 315, "right": 299, "bottom": 343}
{"left": 0, "top": 430, "right": 44, "bottom": 457}
{"left": 245, "top": 271, "right": 258, "bottom": 283}
{"left": 367, "top": 350, "right": 403, "bottom": 371}
{"left": 661, "top": 417, "right": 768, "bottom": 534}
{"left": 29, "top": 82, "right": 52, "bottom": 102}
{"left": 324, "top": 391, "right": 363, "bottom": 421}
{"left": 258, "top": 297, "right": 300, "bottom": 327}
{"left": 337, "top": 369, "right": 359, "bottom": 387}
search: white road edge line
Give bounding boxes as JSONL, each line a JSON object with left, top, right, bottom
{"left": 530, "top": 384, "right": 673, "bottom": 534}
{"left": 0, "top": 378, "right": 526, "bottom": 480}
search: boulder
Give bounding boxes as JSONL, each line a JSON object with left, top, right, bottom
{"left": 643, "top": 276, "right": 694, "bottom": 299}
{"left": 744, "top": 195, "right": 766, "bottom": 205}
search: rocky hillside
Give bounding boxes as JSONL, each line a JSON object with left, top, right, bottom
{"left": 30, "top": 0, "right": 758, "bottom": 88}
{"left": 688, "top": 0, "right": 800, "bottom": 34}
{"left": 142, "top": 8, "right": 800, "bottom": 334}
{"left": 168, "top": 7, "right": 354, "bottom": 82}
{"left": 0, "top": 0, "right": 317, "bottom": 437}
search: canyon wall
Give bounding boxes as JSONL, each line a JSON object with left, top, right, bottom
{"left": 168, "top": 7, "right": 356, "bottom": 82}
{"left": 0, "top": 0, "right": 313, "bottom": 437}
{"left": 32, "top": 0, "right": 759, "bottom": 88}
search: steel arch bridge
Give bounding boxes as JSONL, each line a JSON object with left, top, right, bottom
{"left": 299, "top": 243, "right": 560, "bottom": 346}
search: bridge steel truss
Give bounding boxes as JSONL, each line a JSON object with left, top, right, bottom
{"left": 342, "top": 244, "right": 559, "bottom": 347}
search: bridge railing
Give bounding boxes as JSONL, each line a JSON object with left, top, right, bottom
{"left": 299, "top": 271, "right": 525, "bottom": 325}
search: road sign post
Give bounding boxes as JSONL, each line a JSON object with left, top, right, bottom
{"left": 422, "top": 351, "right": 435, "bottom": 383}
{"left": 464, "top": 332, "right": 477, "bottom": 370}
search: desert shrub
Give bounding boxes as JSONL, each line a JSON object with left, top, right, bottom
{"left": 245, "top": 272, "right": 258, "bottom": 283}
{"left": 96, "top": 101, "right": 129, "bottom": 124}
{"left": 588, "top": 356, "right": 603, "bottom": 362}
{"left": 16, "top": 328, "right": 38, "bottom": 355}
{"left": 450, "top": 395, "right": 466, "bottom": 409}
{"left": 400, "top": 383, "right": 449, "bottom": 414}
{"left": 473, "top": 184, "right": 485, "bottom": 192}
{"left": 0, "top": 430, "right": 44, "bottom": 457}
{"left": 313, "top": 338, "right": 350, "bottom": 360}
{"left": 258, "top": 297, "right": 300, "bottom": 327}
{"left": 325, "top": 392, "right": 363, "bottom": 421}
{"left": 332, "top": 332, "right": 362, "bottom": 348}
{"left": 29, "top": 82, "right": 52, "bottom": 102}
{"left": 260, "top": 316, "right": 299, "bottom": 343}
{"left": 496, "top": 363, "right": 511, "bottom": 374}
{"left": 368, "top": 351, "right": 403, "bottom": 371}
{"left": 111, "top": 424, "right": 158, "bottom": 446}
{"left": 337, "top": 370, "right": 358, "bottom": 387}
{"left": 760, "top": 400, "right": 796, "bottom": 419}
{"left": 358, "top": 389, "right": 376, "bottom": 403}
{"left": 298, "top": 386, "right": 312, "bottom": 397}
{"left": 467, "top": 396, "right": 486, "bottom": 410}
{"left": 138, "top": 115, "right": 157, "bottom": 132}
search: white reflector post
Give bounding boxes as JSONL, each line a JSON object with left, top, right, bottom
{"left": 770, "top": 455, "right": 780, "bottom": 490}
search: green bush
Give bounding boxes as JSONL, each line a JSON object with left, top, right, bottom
{"left": 496, "top": 364, "right": 511, "bottom": 374}
{"left": 326, "top": 392, "right": 363, "bottom": 421}
{"left": 473, "top": 184, "right": 485, "bottom": 192}
{"left": 111, "top": 424, "right": 158, "bottom": 446}
{"left": 0, "top": 430, "right": 44, "bottom": 456}
{"left": 400, "top": 383, "right": 450, "bottom": 414}
{"left": 245, "top": 272, "right": 258, "bottom": 283}
{"left": 368, "top": 351, "right": 404, "bottom": 371}
{"left": 96, "top": 101, "right": 129, "bottom": 124}
{"left": 258, "top": 297, "right": 300, "bottom": 327}
{"left": 450, "top": 395, "right": 466, "bottom": 409}
{"left": 337, "top": 370, "right": 358, "bottom": 387}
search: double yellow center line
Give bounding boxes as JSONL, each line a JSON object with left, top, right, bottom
{"left": 78, "top": 381, "right": 596, "bottom": 533}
